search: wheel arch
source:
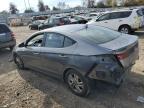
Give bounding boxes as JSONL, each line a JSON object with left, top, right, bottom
{"left": 118, "top": 24, "right": 131, "bottom": 31}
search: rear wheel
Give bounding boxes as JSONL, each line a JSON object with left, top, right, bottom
{"left": 118, "top": 25, "right": 131, "bottom": 34}
{"left": 29, "top": 26, "right": 32, "bottom": 30}
{"left": 14, "top": 55, "right": 24, "bottom": 69}
{"left": 65, "top": 70, "right": 90, "bottom": 97}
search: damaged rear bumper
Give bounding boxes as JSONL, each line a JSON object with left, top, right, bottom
{"left": 87, "top": 63, "right": 132, "bottom": 85}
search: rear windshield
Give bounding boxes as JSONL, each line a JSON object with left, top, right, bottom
{"left": 76, "top": 25, "right": 120, "bottom": 44}
{"left": 137, "top": 9, "right": 143, "bottom": 16}
{"left": 0, "top": 24, "right": 10, "bottom": 33}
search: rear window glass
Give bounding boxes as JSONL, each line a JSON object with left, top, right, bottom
{"left": 137, "top": 10, "right": 143, "bottom": 16}
{"left": 0, "top": 24, "right": 10, "bottom": 33}
{"left": 120, "top": 11, "right": 132, "bottom": 18}
{"left": 64, "top": 37, "right": 75, "bottom": 47}
{"left": 142, "top": 9, "right": 144, "bottom": 15}
{"left": 76, "top": 25, "right": 120, "bottom": 44}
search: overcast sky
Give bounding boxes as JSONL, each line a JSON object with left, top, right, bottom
{"left": 0, "top": 0, "right": 101, "bottom": 13}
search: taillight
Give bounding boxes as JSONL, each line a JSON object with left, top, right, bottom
{"left": 116, "top": 52, "right": 128, "bottom": 60}
{"left": 59, "top": 21, "right": 64, "bottom": 25}
{"left": 11, "top": 32, "right": 15, "bottom": 39}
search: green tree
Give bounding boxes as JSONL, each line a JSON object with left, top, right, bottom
{"left": 97, "top": 2, "right": 106, "bottom": 8}
{"left": 112, "top": 0, "right": 117, "bottom": 7}
{"left": 106, "top": 0, "right": 112, "bottom": 7}
{"left": 24, "top": 8, "right": 35, "bottom": 13}
{"left": 9, "top": 3, "right": 18, "bottom": 14}
{"left": 136, "top": 0, "right": 144, "bottom": 5}
{"left": 38, "top": 0, "right": 45, "bottom": 12}
{"left": 52, "top": 6, "right": 59, "bottom": 11}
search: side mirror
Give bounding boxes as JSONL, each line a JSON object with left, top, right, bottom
{"left": 18, "top": 42, "right": 25, "bottom": 47}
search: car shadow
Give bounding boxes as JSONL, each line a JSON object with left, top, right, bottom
{"left": 0, "top": 49, "right": 16, "bottom": 75}
{"left": 133, "top": 30, "right": 144, "bottom": 37}
{"left": 18, "top": 69, "right": 144, "bottom": 108}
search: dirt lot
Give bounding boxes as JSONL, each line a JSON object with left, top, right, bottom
{"left": 0, "top": 26, "right": 144, "bottom": 108}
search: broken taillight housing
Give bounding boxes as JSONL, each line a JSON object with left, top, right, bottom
{"left": 11, "top": 32, "right": 15, "bottom": 39}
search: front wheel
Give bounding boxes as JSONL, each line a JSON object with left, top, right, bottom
{"left": 9, "top": 46, "right": 14, "bottom": 51}
{"left": 65, "top": 70, "right": 91, "bottom": 97}
{"left": 14, "top": 55, "right": 24, "bottom": 69}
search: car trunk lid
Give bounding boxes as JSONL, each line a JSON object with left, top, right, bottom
{"left": 99, "top": 34, "right": 139, "bottom": 68}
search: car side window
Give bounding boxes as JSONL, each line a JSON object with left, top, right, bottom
{"left": 26, "top": 33, "right": 44, "bottom": 47}
{"left": 120, "top": 11, "right": 132, "bottom": 18}
{"left": 44, "top": 33, "right": 64, "bottom": 48}
{"left": 64, "top": 37, "right": 75, "bottom": 47}
{"left": 110, "top": 12, "right": 121, "bottom": 19}
{"left": 137, "top": 10, "right": 143, "bottom": 17}
{"left": 97, "top": 13, "right": 110, "bottom": 21}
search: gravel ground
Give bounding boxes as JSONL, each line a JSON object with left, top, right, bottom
{"left": 0, "top": 26, "right": 144, "bottom": 108}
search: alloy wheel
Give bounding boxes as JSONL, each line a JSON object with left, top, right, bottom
{"left": 67, "top": 73, "right": 84, "bottom": 93}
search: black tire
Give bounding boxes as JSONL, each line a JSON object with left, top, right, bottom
{"left": 118, "top": 25, "right": 131, "bottom": 34}
{"left": 9, "top": 46, "right": 14, "bottom": 51}
{"left": 65, "top": 69, "right": 91, "bottom": 97}
{"left": 38, "top": 27, "right": 41, "bottom": 31}
{"left": 14, "top": 55, "right": 24, "bottom": 69}
{"left": 29, "top": 26, "right": 32, "bottom": 30}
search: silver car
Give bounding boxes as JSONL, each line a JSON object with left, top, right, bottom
{"left": 13, "top": 24, "right": 139, "bottom": 96}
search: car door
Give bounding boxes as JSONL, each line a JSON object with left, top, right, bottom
{"left": 108, "top": 12, "right": 122, "bottom": 30}
{"left": 21, "top": 33, "right": 45, "bottom": 69}
{"left": 95, "top": 13, "right": 111, "bottom": 29}
{"left": 45, "top": 18, "right": 55, "bottom": 28}
{"left": 40, "top": 32, "right": 77, "bottom": 75}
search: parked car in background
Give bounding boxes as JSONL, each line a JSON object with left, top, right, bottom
{"left": 137, "top": 8, "right": 144, "bottom": 27}
{"left": 87, "top": 12, "right": 101, "bottom": 19}
{"left": 88, "top": 9, "right": 143, "bottom": 34}
{"left": 0, "top": 24, "right": 16, "bottom": 50}
{"left": 70, "top": 15, "right": 89, "bottom": 24}
{"left": 29, "top": 20, "right": 45, "bottom": 30}
{"left": 38, "top": 16, "right": 71, "bottom": 30}
{"left": 13, "top": 24, "right": 139, "bottom": 96}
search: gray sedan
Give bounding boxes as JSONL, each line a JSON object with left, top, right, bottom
{"left": 12, "top": 24, "right": 139, "bottom": 96}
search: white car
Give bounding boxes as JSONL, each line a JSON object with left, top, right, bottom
{"left": 87, "top": 12, "right": 101, "bottom": 19}
{"left": 87, "top": 9, "right": 143, "bottom": 34}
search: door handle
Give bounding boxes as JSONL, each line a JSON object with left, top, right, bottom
{"left": 104, "top": 22, "right": 108, "bottom": 23}
{"left": 59, "top": 54, "right": 67, "bottom": 58}
{"left": 119, "top": 20, "right": 122, "bottom": 22}
{"left": 33, "top": 52, "right": 40, "bottom": 55}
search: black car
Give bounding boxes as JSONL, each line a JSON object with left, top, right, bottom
{"left": 13, "top": 24, "right": 138, "bottom": 97}
{"left": 0, "top": 24, "right": 16, "bottom": 50}
{"left": 29, "top": 20, "right": 44, "bottom": 30}
{"left": 38, "top": 17, "right": 71, "bottom": 30}
{"left": 70, "top": 16, "right": 88, "bottom": 24}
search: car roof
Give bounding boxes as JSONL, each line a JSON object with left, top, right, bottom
{"left": 51, "top": 16, "right": 68, "bottom": 19}
{"left": 41, "top": 24, "right": 85, "bottom": 34}
{"left": 103, "top": 9, "right": 132, "bottom": 14}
